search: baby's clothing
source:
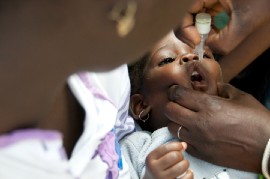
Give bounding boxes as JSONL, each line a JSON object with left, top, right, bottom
{"left": 120, "top": 127, "right": 258, "bottom": 179}
{"left": 0, "top": 65, "right": 134, "bottom": 179}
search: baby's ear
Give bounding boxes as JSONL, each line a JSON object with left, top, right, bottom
{"left": 130, "top": 94, "right": 151, "bottom": 120}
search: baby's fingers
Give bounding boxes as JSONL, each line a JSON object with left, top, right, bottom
{"left": 179, "top": 169, "right": 193, "bottom": 179}
{"left": 148, "top": 142, "right": 185, "bottom": 160}
{"left": 165, "top": 159, "right": 190, "bottom": 178}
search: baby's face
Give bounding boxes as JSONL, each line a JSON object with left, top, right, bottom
{"left": 142, "top": 32, "right": 222, "bottom": 130}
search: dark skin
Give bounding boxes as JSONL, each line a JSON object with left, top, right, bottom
{"left": 168, "top": 0, "right": 270, "bottom": 173}
{"left": 130, "top": 31, "right": 222, "bottom": 179}
{"left": 131, "top": 32, "right": 222, "bottom": 131}
{"left": 166, "top": 83, "right": 270, "bottom": 172}
{"left": 41, "top": 84, "right": 85, "bottom": 157}
{"left": 0, "top": 0, "right": 195, "bottom": 155}
{"left": 176, "top": 0, "right": 270, "bottom": 82}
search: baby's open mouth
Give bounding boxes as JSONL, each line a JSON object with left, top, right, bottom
{"left": 191, "top": 71, "right": 203, "bottom": 82}
{"left": 190, "top": 66, "right": 208, "bottom": 92}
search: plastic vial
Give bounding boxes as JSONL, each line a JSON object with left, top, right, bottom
{"left": 194, "top": 13, "right": 211, "bottom": 60}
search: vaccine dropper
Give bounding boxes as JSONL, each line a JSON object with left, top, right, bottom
{"left": 194, "top": 13, "right": 211, "bottom": 60}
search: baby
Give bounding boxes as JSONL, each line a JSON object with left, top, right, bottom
{"left": 120, "top": 31, "right": 258, "bottom": 179}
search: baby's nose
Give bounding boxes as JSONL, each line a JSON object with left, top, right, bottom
{"left": 180, "top": 53, "right": 199, "bottom": 64}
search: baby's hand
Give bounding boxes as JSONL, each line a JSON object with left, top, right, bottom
{"left": 143, "top": 142, "right": 193, "bottom": 179}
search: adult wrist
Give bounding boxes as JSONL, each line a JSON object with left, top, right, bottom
{"left": 262, "top": 139, "right": 270, "bottom": 179}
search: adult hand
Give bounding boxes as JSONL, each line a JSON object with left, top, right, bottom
{"left": 176, "top": 0, "right": 270, "bottom": 54}
{"left": 143, "top": 142, "right": 193, "bottom": 179}
{"left": 175, "top": 0, "right": 270, "bottom": 82}
{"left": 165, "top": 83, "right": 270, "bottom": 172}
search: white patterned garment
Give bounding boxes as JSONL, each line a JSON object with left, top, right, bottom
{"left": 0, "top": 64, "right": 133, "bottom": 179}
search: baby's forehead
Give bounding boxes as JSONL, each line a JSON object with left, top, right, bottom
{"left": 160, "top": 40, "right": 212, "bottom": 52}
{"left": 151, "top": 38, "right": 192, "bottom": 56}
{"left": 151, "top": 31, "right": 214, "bottom": 56}
{"left": 156, "top": 32, "right": 179, "bottom": 46}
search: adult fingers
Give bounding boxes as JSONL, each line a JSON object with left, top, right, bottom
{"left": 217, "top": 82, "right": 243, "bottom": 99}
{"left": 165, "top": 101, "right": 196, "bottom": 129}
{"left": 206, "top": 13, "right": 238, "bottom": 55}
{"left": 189, "top": 0, "right": 233, "bottom": 53}
{"left": 176, "top": 26, "right": 201, "bottom": 48}
{"left": 176, "top": 0, "right": 220, "bottom": 47}
{"left": 167, "top": 85, "right": 208, "bottom": 112}
{"left": 189, "top": 0, "right": 220, "bottom": 13}
{"left": 165, "top": 85, "right": 208, "bottom": 130}
{"left": 176, "top": 0, "right": 229, "bottom": 48}
{"left": 190, "top": 0, "right": 230, "bottom": 14}
{"left": 174, "top": 13, "right": 200, "bottom": 48}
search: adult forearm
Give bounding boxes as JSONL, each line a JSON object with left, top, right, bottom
{"left": 219, "top": 23, "right": 270, "bottom": 83}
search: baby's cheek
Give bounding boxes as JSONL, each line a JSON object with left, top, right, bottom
{"left": 208, "top": 61, "right": 223, "bottom": 82}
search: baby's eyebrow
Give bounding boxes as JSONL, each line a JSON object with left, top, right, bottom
{"left": 150, "top": 44, "right": 175, "bottom": 59}
{"left": 151, "top": 45, "right": 167, "bottom": 58}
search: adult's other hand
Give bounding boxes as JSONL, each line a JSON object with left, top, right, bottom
{"left": 175, "top": 0, "right": 270, "bottom": 82}
{"left": 176, "top": 0, "right": 269, "bottom": 54}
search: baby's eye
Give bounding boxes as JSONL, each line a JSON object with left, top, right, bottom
{"left": 158, "top": 57, "right": 175, "bottom": 66}
{"left": 203, "top": 53, "right": 213, "bottom": 59}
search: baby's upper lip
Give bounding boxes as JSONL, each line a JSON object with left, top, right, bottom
{"left": 188, "top": 61, "right": 208, "bottom": 91}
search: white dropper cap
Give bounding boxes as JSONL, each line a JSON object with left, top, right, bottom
{"left": 195, "top": 13, "right": 211, "bottom": 35}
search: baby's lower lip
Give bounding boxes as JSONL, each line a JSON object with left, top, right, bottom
{"left": 191, "top": 81, "right": 208, "bottom": 92}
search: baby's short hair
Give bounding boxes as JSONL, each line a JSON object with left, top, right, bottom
{"left": 128, "top": 53, "right": 150, "bottom": 95}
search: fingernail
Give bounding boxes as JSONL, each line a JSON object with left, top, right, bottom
{"left": 181, "top": 142, "right": 187, "bottom": 150}
{"left": 168, "top": 85, "right": 184, "bottom": 101}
